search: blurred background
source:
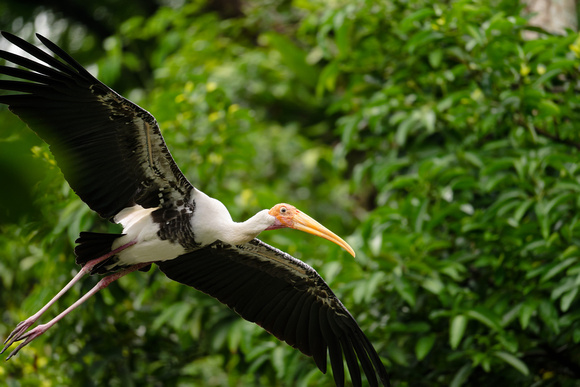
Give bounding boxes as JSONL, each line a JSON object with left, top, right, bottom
{"left": 1, "top": 0, "right": 580, "bottom": 385}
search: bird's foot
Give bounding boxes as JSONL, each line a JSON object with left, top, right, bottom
{"left": 1, "top": 317, "right": 36, "bottom": 351}
{"left": 1, "top": 320, "right": 46, "bottom": 360}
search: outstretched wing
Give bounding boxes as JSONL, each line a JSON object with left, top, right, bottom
{"left": 0, "top": 32, "right": 193, "bottom": 220}
{"left": 156, "top": 239, "right": 390, "bottom": 387}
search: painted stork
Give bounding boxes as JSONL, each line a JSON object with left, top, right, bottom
{"left": 0, "top": 32, "right": 389, "bottom": 387}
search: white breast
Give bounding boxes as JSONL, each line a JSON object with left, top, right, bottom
{"left": 190, "top": 189, "right": 235, "bottom": 245}
{"left": 190, "top": 188, "right": 276, "bottom": 246}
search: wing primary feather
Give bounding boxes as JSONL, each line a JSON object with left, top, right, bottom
{"left": 358, "top": 330, "right": 390, "bottom": 387}
{"left": 350, "top": 332, "right": 380, "bottom": 387}
{"left": 1, "top": 32, "right": 80, "bottom": 77}
{"left": 327, "top": 311, "right": 362, "bottom": 387}
{"left": 0, "top": 65, "right": 54, "bottom": 84}
{"left": 0, "top": 80, "right": 60, "bottom": 96}
{"left": 337, "top": 315, "right": 389, "bottom": 387}
{"left": 308, "top": 301, "right": 327, "bottom": 374}
{"left": 332, "top": 309, "right": 386, "bottom": 387}
{"left": 0, "top": 49, "right": 74, "bottom": 82}
{"left": 342, "top": 336, "right": 362, "bottom": 387}
{"left": 35, "top": 33, "right": 100, "bottom": 80}
{"left": 319, "top": 306, "right": 345, "bottom": 387}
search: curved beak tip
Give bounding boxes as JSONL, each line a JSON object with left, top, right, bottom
{"left": 346, "top": 246, "right": 356, "bottom": 258}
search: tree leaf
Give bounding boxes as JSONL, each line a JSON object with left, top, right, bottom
{"left": 493, "top": 351, "right": 529, "bottom": 376}
{"left": 450, "top": 315, "right": 468, "bottom": 349}
{"left": 415, "top": 334, "right": 436, "bottom": 360}
{"left": 560, "top": 288, "right": 578, "bottom": 312}
{"left": 449, "top": 363, "right": 473, "bottom": 387}
{"left": 465, "top": 308, "right": 502, "bottom": 331}
{"left": 541, "top": 258, "right": 577, "bottom": 283}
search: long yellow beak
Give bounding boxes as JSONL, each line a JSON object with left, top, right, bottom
{"left": 291, "top": 211, "right": 356, "bottom": 257}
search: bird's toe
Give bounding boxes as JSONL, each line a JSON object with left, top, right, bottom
{"left": 2, "top": 318, "right": 38, "bottom": 357}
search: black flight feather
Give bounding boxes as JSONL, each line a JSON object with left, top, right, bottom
{"left": 156, "top": 239, "right": 390, "bottom": 387}
{"left": 0, "top": 32, "right": 193, "bottom": 221}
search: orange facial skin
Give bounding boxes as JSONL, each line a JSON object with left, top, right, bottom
{"left": 268, "top": 203, "right": 355, "bottom": 257}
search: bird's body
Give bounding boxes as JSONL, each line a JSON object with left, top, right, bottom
{"left": 108, "top": 190, "right": 278, "bottom": 268}
{"left": 0, "top": 32, "right": 390, "bottom": 387}
{"left": 113, "top": 203, "right": 187, "bottom": 265}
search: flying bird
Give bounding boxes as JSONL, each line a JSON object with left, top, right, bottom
{"left": 0, "top": 32, "right": 389, "bottom": 387}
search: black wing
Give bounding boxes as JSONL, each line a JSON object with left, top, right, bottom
{"left": 156, "top": 239, "right": 390, "bottom": 387}
{"left": 0, "top": 32, "right": 193, "bottom": 220}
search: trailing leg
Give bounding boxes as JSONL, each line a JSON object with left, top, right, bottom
{"left": 1, "top": 238, "right": 137, "bottom": 355}
{"left": 3, "top": 261, "right": 149, "bottom": 360}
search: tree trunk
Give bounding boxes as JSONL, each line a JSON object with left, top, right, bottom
{"left": 523, "top": 0, "right": 577, "bottom": 38}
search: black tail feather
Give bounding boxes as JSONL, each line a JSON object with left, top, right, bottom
{"left": 75, "top": 231, "right": 125, "bottom": 274}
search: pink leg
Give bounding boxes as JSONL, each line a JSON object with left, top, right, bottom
{"left": 1, "top": 240, "right": 137, "bottom": 356}
{"left": 4, "top": 261, "right": 150, "bottom": 360}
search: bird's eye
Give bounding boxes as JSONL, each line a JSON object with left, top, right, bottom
{"left": 280, "top": 206, "right": 287, "bottom": 214}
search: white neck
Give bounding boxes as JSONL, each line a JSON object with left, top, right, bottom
{"left": 191, "top": 189, "right": 275, "bottom": 246}
{"left": 225, "top": 210, "right": 275, "bottom": 244}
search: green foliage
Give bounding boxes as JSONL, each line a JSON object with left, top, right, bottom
{"left": 1, "top": 0, "right": 580, "bottom": 385}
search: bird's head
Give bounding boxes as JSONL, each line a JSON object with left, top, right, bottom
{"left": 266, "top": 203, "right": 355, "bottom": 257}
